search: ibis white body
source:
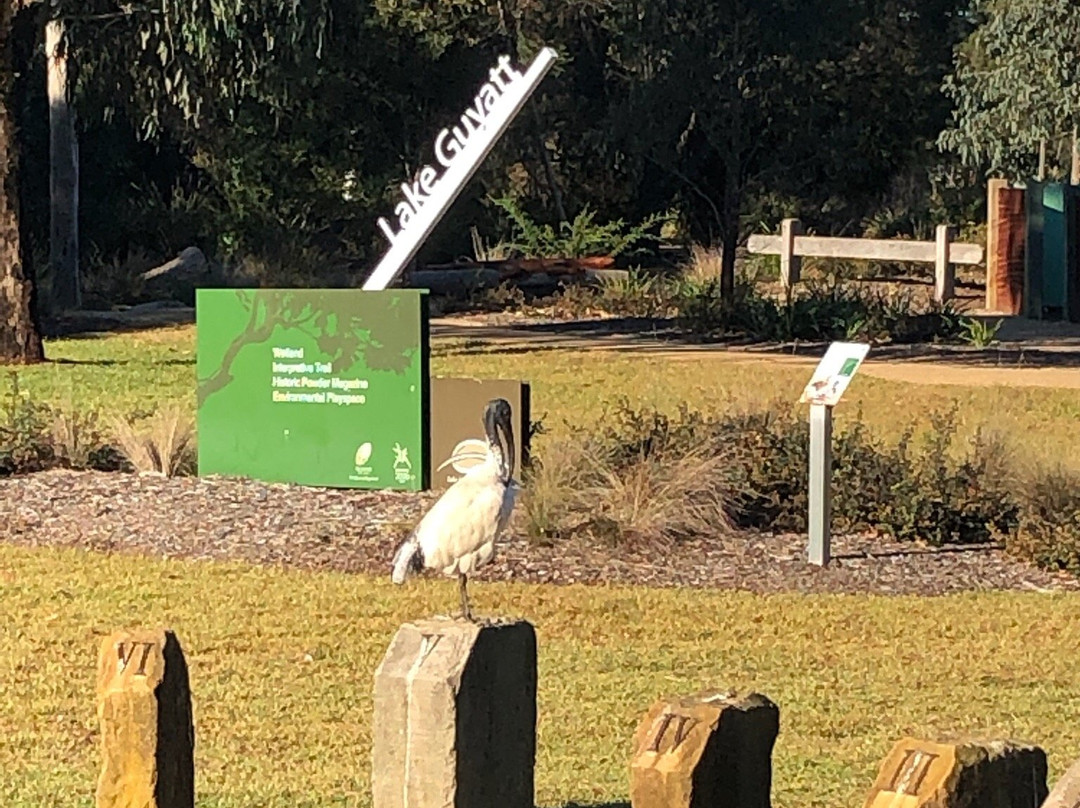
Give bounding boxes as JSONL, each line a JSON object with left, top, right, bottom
{"left": 391, "top": 397, "right": 520, "bottom": 616}
{"left": 399, "top": 456, "right": 518, "bottom": 581}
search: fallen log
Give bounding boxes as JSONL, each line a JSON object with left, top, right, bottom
{"left": 406, "top": 267, "right": 627, "bottom": 296}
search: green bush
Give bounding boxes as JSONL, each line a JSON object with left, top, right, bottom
{"left": 864, "top": 411, "right": 1018, "bottom": 546}
{"left": 1006, "top": 467, "right": 1080, "bottom": 575}
{"left": 0, "top": 375, "right": 54, "bottom": 475}
{"left": 673, "top": 278, "right": 965, "bottom": 344}
{"left": 0, "top": 375, "right": 119, "bottom": 476}
{"left": 522, "top": 400, "right": 1023, "bottom": 548}
{"left": 492, "top": 196, "right": 669, "bottom": 260}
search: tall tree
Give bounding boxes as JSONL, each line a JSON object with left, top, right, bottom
{"left": 939, "top": 0, "right": 1080, "bottom": 180}
{"left": 0, "top": 0, "right": 338, "bottom": 360}
{"left": 0, "top": 0, "right": 43, "bottom": 363}
{"left": 604, "top": 0, "right": 843, "bottom": 296}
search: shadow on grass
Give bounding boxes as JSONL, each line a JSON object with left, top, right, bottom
{"left": 832, "top": 543, "right": 1004, "bottom": 561}
{"left": 547, "top": 802, "right": 629, "bottom": 808}
{"left": 41, "top": 307, "right": 196, "bottom": 339}
{"left": 48, "top": 358, "right": 194, "bottom": 367}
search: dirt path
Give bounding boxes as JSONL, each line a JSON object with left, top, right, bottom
{"left": 45, "top": 305, "right": 1080, "bottom": 389}
{"left": 432, "top": 316, "right": 1080, "bottom": 389}
{"left": 859, "top": 362, "right": 1080, "bottom": 389}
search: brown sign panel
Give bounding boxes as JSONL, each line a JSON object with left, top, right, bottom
{"left": 429, "top": 377, "right": 530, "bottom": 490}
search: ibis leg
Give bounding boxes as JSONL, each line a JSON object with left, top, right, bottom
{"left": 458, "top": 573, "right": 473, "bottom": 622}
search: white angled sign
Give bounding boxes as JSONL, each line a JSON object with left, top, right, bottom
{"left": 362, "top": 47, "right": 559, "bottom": 292}
{"left": 799, "top": 341, "right": 871, "bottom": 407}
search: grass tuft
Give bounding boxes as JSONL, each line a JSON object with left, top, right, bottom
{"left": 111, "top": 405, "right": 196, "bottom": 477}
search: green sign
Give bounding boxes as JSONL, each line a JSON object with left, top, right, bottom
{"left": 196, "top": 289, "right": 429, "bottom": 490}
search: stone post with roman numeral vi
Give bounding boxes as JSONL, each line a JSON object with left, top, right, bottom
{"left": 95, "top": 628, "right": 194, "bottom": 808}
{"left": 863, "top": 737, "right": 1047, "bottom": 808}
{"left": 372, "top": 617, "right": 537, "bottom": 808}
{"left": 630, "top": 690, "right": 780, "bottom": 808}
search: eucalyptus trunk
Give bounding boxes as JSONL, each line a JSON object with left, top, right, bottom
{"left": 0, "top": 1, "right": 44, "bottom": 364}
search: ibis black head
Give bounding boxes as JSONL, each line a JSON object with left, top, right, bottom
{"left": 483, "top": 398, "right": 515, "bottom": 482}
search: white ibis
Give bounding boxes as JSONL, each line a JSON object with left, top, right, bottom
{"left": 391, "top": 398, "right": 519, "bottom": 621}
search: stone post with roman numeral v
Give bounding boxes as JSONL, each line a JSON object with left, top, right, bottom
{"left": 95, "top": 628, "right": 194, "bottom": 808}
{"left": 863, "top": 736, "right": 1048, "bottom": 808}
{"left": 372, "top": 617, "right": 537, "bottom": 808}
{"left": 630, "top": 689, "right": 780, "bottom": 808}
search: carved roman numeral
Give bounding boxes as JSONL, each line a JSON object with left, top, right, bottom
{"left": 647, "top": 713, "right": 698, "bottom": 753}
{"left": 116, "top": 641, "right": 155, "bottom": 676}
{"left": 887, "top": 749, "right": 939, "bottom": 795}
{"left": 417, "top": 634, "right": 442, "bottom": 665}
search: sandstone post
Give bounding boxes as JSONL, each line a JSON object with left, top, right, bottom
{"left": 1044, "top": 755, "right": 1080, "bottom": 808}
{"left": 630, "top": 689, "right": 780, "bottom": 808}
{"left": 863, "top": 736, "right": 1047, "bottom": 808}
{"left": 372, "top": 617, "right": 537, "bottom": 808}
{"left": 95, "top": 628, "right": 194, "bottom": 808}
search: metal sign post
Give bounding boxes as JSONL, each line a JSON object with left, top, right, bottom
{"left": 799, "top": 341, "right": 870, "bottom": 566}
{"left": 808, "top": 403, "right": 833, "bottom": 566}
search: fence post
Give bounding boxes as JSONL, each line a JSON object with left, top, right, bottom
{"left": 780, "top": 218, "right": 803, "bottom": 289}
{"left": 934, "top": 224, "right": 957, "bottom": 303}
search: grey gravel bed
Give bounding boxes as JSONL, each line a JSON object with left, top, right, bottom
{"left": 2, "top": 469, "right": 1078, "bottom": 595}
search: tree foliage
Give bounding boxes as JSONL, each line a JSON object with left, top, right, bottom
{"left": 5, "top": 0, "right": 986, "bottom": 315}
{"left": 65, "top": 0, "right": 335, "bottom": 134}
{"left": 939, "top": 0, "right": 1080, "bottom": 179}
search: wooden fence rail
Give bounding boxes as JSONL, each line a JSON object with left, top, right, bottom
{"left": 746, "top": 218, "right": 985, "bottom": 303}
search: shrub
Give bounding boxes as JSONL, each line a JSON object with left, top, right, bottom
{"left": 50, "top": 404, "right": 122, "bottom": 471}
{"left": 867, "top": 412, "right": 1018, "bottom": 546}
{"left": 673, "top": 278, "right": 966, "bottom": 345}
{"left": 521, "top": 401, "right": 739, "bottom": 545}
{"left": 0, "top": 375, "right": 118, "bottom": 474}
{"left": 1006, "top": 467, "right": 1080, "bottom": 575}
{"left": 0, "top": 374, "right": 54, "bottom": 475}
{"left": 522, "top": 400, "right": 1024, "bottom": 549}
{"left": 591, "top": 269, "right": 679, "bottom": 318}
{"left": 721, "top": 408, "right": 809, "bottom": 531}
{"left": 492, "top": 196, "right": 669, "bottom": 259}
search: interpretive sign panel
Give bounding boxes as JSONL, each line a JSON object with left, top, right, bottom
{"left": 799, "top": 341, "right": 871, "bottom": 407}
{"left": 196, "top": 289, "right": 429, "bottom": 491}
{"left": 430, "top": 378, "right": 530, "bottom": 490}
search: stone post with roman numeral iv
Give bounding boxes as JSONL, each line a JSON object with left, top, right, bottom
{"left": 372, "top": 617, "right": 537, "bottom": 808}
{"left": 630, "top": 690, "right": 780, "bottom": 808}
{"left": 95, "top": 628, "right": 195, "bottom": 808}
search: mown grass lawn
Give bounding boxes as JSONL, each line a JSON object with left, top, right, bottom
{"left": 6, "top": 324, "right": 1080, "bottom": 467}
{"left": 5, "top": 323, "right": 1080, "bottom": 805}
{"left": 2, "top": 545, "right": 1080, "bottom": 808}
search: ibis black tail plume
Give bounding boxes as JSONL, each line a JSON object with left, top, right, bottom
{"left": 391, "top": 532, "right": 424, "bottom": 584}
